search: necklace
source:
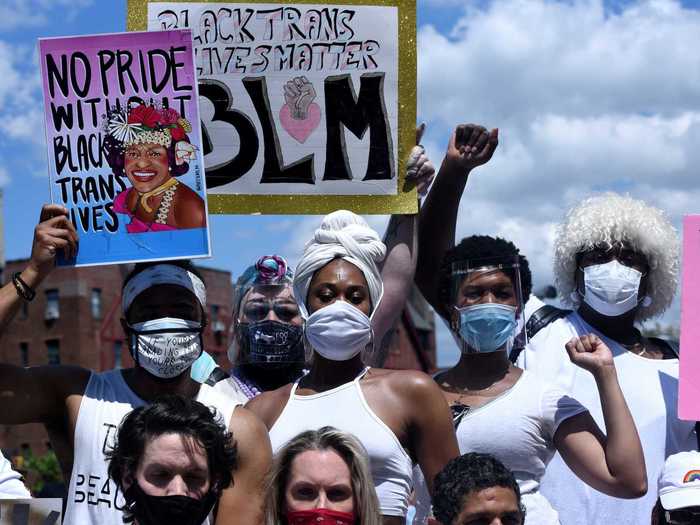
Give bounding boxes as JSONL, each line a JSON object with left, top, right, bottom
{"left": 154, "top": 181, "right": 178, "bottom": 224}
{"left": 231, "top": 369, "right": 262, "bottom": 399}
{"left": 131, "top": 178, "right": 179, "bottom": 214}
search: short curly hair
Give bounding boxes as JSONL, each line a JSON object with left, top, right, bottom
{"left": 432, "top": 453, "right": 525, "bottom": 525}
{"left": 438, "top": 235, "right": 532, "bottom": 313}
{"left": 106, "top": 395, "right": 237, "bottom": 524}
{"left": 554, "top": 193, "right": 679, "bottom": 321}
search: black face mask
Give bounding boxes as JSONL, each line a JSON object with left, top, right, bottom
{"left": 124, "top": 483, "right": 217, "bottom": 525}
{"left": 237, "top": 320, "right": 304, "bottom": 370}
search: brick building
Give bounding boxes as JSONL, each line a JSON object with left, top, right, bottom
{"left": 0, "top": 259, "right": 233, "bottom": 455}
{"left": 0, "top": 257, "right": 435, "bottom": 457}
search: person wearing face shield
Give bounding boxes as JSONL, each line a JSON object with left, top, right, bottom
{"left": 0, "top": 212, "right": 272, "bottom": 525}
{"left": 514, "top": 193, "right": 696, "bottom": 525}
{"left": 247, "top": 209, "right": 459, "bottom": 524}
{"left": 106, "top": 396, "right": 238, "bottom": 525}
{"left": 411, "top": 238, "right": 646, "bottom": 524}
{"left": 190, "top": 255, "right": 305, "bottom": 401}
{"left": 230, "top": 255, "right": 305, "bottom": 395}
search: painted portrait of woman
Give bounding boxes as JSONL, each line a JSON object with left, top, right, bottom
{"left": 104, "top": 103, "right": 206, "bottom": 233}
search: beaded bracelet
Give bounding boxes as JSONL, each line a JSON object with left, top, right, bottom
{"left": 12, "top": 272, "right": 36, "bottom": 302}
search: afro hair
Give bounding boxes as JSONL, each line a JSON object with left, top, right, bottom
{"left": 554, "top": 192, "right": 679, "bottom": 321}
{"left": 438, "top": 235, "right": 533, "bottom": 314}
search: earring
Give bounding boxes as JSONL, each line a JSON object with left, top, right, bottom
{"left": 641, "top": 296, "right": 652, "bottom": 307}
{"left": 168, "top": 166, "right": 172, "bottom": 172}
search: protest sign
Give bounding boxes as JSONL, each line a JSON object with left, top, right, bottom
{"left": 39, "top": 30, "right": 211, "bottom": 266}
{"left": 128, "top": 0, "right": 417, "bottom": 214}
{"left": 679, "top": 215, "right": 700, "bottom": 420}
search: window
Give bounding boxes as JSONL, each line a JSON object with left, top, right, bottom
{"left": 45, "top": 289, "right": 60, "bottom": 320}
{"left": 19, "top": 343, "right": 28, "bottom": 367}
{"left": 19, "top": 301, "right": 28, "bottom": 320}
{"left": 46, "top": 339, "right": 60, "bottom": 365}
{"left": 210, "top": 304, "right": 220, "bottom": 323}
{"left": 91, "top": 288, "right": 102, "bottom": 319}
{"left": 113, "top": 341, "right": 122, "bottom": 369}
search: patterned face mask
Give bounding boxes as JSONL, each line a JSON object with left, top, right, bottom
{"left": 128, "top": 317, "right": 203, "bottom": 379}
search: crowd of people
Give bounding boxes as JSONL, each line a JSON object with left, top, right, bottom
{"left": 0, "top": 123, "right": 697, "bottom": 525}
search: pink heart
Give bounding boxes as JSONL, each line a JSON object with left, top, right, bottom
{"left": 279, "top": 103, "right": 321, "bottom": 144}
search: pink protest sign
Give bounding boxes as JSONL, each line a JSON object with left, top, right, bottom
{"left": 679, "top": 215, "right": 700, "bottom": 420}
{"left": 39, "top": 30, "right": 210, "bottom": 266}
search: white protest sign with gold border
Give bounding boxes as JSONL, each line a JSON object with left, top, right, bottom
{"left": 128, "top": 0, "right": 416, "bottom": 214}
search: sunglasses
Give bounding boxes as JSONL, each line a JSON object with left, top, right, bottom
{"left": 242, "top": 299, "right": 300, "bottom": 323}
{"left": 578, "top": 245, "right": 649, "bottom": 273}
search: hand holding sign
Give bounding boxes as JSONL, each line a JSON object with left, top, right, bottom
{"left": 444, "top": 124, "right": 499, "bottom": 175}
{"left": 29, "top": 204, "right": 79, "bottom": 278}
{"left": 405, "top": 123, "right": 436, "bottom": 196}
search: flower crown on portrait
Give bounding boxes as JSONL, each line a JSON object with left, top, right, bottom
{"left": 107, "top": 104, "right": 198, "bottom": 165}
{"left": 107, "top": 104, "right": 193, "bottom": 147}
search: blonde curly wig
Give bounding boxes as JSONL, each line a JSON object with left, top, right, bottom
{"left": 554, "top": 192, "right": 679, "bottom": 321}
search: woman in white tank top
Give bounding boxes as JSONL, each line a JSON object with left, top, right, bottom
{"left": 247, "top": 210, "right": 459, "bottom": 525}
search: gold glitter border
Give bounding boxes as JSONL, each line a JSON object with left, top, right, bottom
{"left": 127, "top": 0, "right": 417, "bottom": 215}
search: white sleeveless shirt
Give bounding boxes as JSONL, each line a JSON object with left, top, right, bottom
{"left": 269, "top": 368, "right": 413, "bottom": 518}
{"left": 64, "top": 369, "right": 240, "bottom": 525}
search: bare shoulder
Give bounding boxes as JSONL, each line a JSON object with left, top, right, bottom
{"left": 173, "top": 183, "right": 206, "bottom": 228}
{"left": 229, "top": 405, "right": 268, "bottom": 436}
{"left": 244, "top": 384, "right": 294, "bottom": 430}
{"left": 367, "top": 368, "right": 440, "bottom": 401}
{"left": 369, "top": 367, "right": 436, "bottom": 389}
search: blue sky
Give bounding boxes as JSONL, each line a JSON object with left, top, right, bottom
{"left": 2, "top": 0, "right": 699, "bottom": 366}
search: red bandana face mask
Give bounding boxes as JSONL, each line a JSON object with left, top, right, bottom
{"left": 286, "top": 508, "right": 355, "bottom": 525}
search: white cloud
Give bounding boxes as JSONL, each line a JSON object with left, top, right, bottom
{"left": 0, "top": 39, "right": 49, "bottom": 181}
{"left": 416, "top": 0, "right": 700, "bottom": 337}
{"left": 0, "top": 0, "right": 93, "bottom": 31}
{"left": 419, "top": 0, "right": 700, "bottom": 125}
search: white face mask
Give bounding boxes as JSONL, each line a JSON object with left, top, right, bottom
{"left": 582, "top": 260, "right": 643, "bottom": 317}
{"left": 128, "top": 317, "right": 203, "bottom": 379}
{"left": 304, "top": 300, "right": 373, "bottom": 361}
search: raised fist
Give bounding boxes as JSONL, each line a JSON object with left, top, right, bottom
{"left": 565, "top": 334, "right": 615, "bottom": 376}
{"left": 283, "top": 76, "right": 317, "bottom": 120}
{"left": 444, "top": 123, "right": 499, "bottom": 174}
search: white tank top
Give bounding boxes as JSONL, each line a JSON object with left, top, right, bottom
{"left": 64, "top": 369, "right": 240, "bottom": 525}
{"left": 269, "top": 368, "right": 413, "bottom": 518}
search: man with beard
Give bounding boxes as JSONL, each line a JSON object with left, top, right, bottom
{"left": 0, "top": 205, "right": 271, "bottom": 525}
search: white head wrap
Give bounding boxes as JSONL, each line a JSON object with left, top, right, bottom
{"left": 293, "top": 210, "right": 386, "bottom": 319}
{"left": 122, "top": 264, "right": 207, "bottom": 314}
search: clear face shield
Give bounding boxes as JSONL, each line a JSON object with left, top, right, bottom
{"left": 229, "top": 283, "right": 306, "bottom": 368}
{"left": 449, "top": 256, "right": 527, "bottom": 354}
